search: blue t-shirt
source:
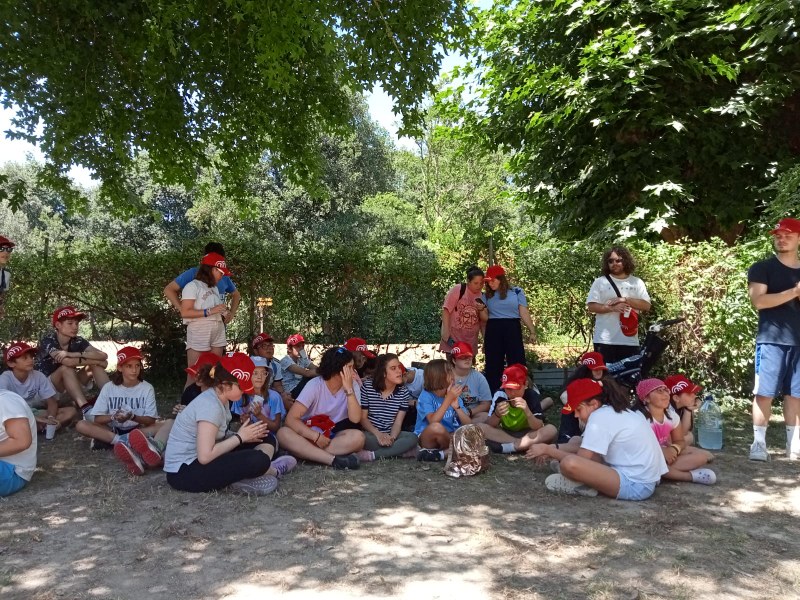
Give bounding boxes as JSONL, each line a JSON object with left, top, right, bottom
{"left": 483, "top": 287, "right": 528, "bottom": 319}
{"left": 414, "top": 390, "right": 466, "bottom": 436}
{"left": 174, "top": 267, "right": 237, "bottom": 298}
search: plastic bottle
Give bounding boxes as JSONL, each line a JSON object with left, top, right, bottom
{"left": 697, "top": 394, "right": 723, "bottom": 450}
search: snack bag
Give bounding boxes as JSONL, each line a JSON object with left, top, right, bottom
{"left": 444, "top": 424, "right": 489, "bottom": 478}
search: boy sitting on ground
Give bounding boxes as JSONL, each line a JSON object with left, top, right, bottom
{"left": 0, "top": 342, "right": 77, "bottom": 434}
{"left": 36, "top": 306, "right": 110, "bottom": 418}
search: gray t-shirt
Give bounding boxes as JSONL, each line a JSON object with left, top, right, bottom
{"left": 163, "top": 388, "right": 230, "bottom": 473}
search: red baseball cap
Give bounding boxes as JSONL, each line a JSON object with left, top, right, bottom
{"left": 0, "top": 235, "right": 15, "bottom": 248}
{"left": 200, "top": 252, "right": 232, "bottom": 276}
{"left": 580, "top": 351, "right": 607, "bottom": 371}
{"left": 562, "top": 379, "right": 604, "bottom": 414}
{"left": 664, "top": 374, "right": 702, "bottom": 395}
{"left": 770, "top": 217, "right": 800, "bottom": 235}
{"left": 500, "top": 364, "right": 528, "bottom": 390}
{"left": 4, "top": 342, "right": 37, "bottom": 364}
{"left": 450, "top": 341, "right": 474, "bottom": 359}
{"left": 286, "top": 333, "right": 305, "bottom": 347}
{"left": 52, "top": 306, "right": 87, "bottom": 327}
{"left": 185, "top": 351, "right": 221, "bottom": 377}
{"left": 252, "top": 332, "right": 274, "bottom": 348}
{"left": 344, "top": 337, "right": 376, "bottom": 359}
{"left": 218, "top": 352, "right": 256, "bottom": 394}
{"left": 485, "top": 265, "right": 506, "bottom": 281}
{"left": 116, "top": 346, "right": 143, "bottom": 366}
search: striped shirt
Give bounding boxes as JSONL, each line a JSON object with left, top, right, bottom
{"left": 360, "top": 378, "right": 409, "bottom": 433}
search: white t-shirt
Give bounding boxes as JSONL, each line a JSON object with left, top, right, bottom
{"left": 0, "top": 370, "right": 57, "bottom": 409}
{"left": 581, "top": 405, "right": 668, "bottom": 484}
{"left": 90, "top": 381, "right": 158, "bottom": 430}
{"left": 181, "top": 279, "right": 224, "bottom": 325}
{"left": 586, "top": 275, "right": 650, "bottom": 346}
{"left": 0, "top": 390, "right": 37, "bottom": 481}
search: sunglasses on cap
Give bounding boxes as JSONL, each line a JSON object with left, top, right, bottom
{"left": 0, "top": 246, "right": 13, "bottom": 253}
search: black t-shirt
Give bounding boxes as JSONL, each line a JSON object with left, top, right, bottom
{"left": 35, "top": 330, "right": 91, "bottom": 377}
{"left": 748, "top": 256, "right": 800, "bottom": 346}
{"left": 180, "top": 383, "right": 202, "bottom": 406}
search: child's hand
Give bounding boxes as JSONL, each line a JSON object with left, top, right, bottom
{"left": 662, "top": 446, "right": 678, "bottom": 465}
{"left": 238, "top": 421, "right": 268, "bottom": 443}
{"left": 495, "top": 401, "right": 510, "bottom": 417}
{"left": 314, "top": 433, "right": 331, "bottom": 449}
{"left": 250, "top": 401, "right": 263, "bottom": 417}
{"left": 172, "top": 404, "right": 185, "bottom": 415}
{"left": 510, "top": 397, "right": 527, "bottom": 411}
{"left": 376, "top": 432, "right": 393, "bottom": 447}
{"left": 524, "top": 443, "right": 551, "bottom": 461}
{"left": 446, "top": 384, "right": 465, "bottom": 406}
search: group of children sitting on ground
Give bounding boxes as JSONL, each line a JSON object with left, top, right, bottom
{"left": 0, "top": 304, "right": 716, "bottom": 500}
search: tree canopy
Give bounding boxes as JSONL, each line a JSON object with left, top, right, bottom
{"left": 455, "top": 0, "right": 800, "bottom": 241}
{"left": 0, "top": 0, "right": 470, "bottom": 209}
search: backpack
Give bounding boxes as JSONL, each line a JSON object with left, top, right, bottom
{"left": 444, "top": 424, "right": 490, "bottom": 478}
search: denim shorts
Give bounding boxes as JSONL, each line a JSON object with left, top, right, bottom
{"left": 753, "top": 343, "right": 800, "bottom": 398}
{"left": 614, "top": 469, "right": 657, "bottom": 501}
{"left": 0, "top": 460, "right": 28, "bottom": 497}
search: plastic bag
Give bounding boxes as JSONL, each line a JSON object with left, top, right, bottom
{"left": 444, "top": 424, "right": 489, "bottom": 478}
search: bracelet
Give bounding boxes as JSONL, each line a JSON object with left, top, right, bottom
{"left": 315, "top": 432, "right": 321, "bottom": 443}
{"left": 344, "top": 389, "right": 355, "bottom": 396}
{"left": 670, "top": 443, "right": 681, "bottom": 455}
{"left": 233, "top": 433, "right": 243, "bottom": 445}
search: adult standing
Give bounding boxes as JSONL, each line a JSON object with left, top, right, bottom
{"left": 747, "top": 217, "right": 800, "bottom": 461}
{"left": 478, "top": 265, "right": 536, "bottom": 393}
{"left": 586, "top": 246, "right": 651, "bottom": 363}
{"left": 164, "top": 242, "right": 240, "bottom": 325}
{"left": 440, "top": 266, "right": 485, "bottom": 354}
{"left": 0, "top": 235, "right": 14, "bottom": 319}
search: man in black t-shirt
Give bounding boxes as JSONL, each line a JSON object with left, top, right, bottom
{"left": 747, "top": 217, "right": 800, "bottom": 461}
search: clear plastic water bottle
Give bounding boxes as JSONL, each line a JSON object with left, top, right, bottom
{"left": 697, "top": 394, "right": 723, "bottom": 450}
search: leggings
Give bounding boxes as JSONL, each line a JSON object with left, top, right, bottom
{"left": 484, "top": 318, "right": 526, "bottom": 393}
{"left": 166, "top": 441, "right": 273, "bottom": 493}
{"left": 364, "top": 431, "right": 418, "bottom": 459}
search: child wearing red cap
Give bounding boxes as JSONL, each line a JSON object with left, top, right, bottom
{"left": 479, "top": 364, "right": 557, "bottom": 454}
{"left": 279, "top": 333, "right": 318, "bottom": 402}
{"left": 413, "top": 359, "right": 472, "bottom": 462}
{"left": 447, "top": 342, "right": 492, "bottom": 421}
{"left": 665, "top": 374, "right": 702, "bottom": 446}
{"left": 0, "top": 342, "right": 77, "bottom": 434}
{"left": 75, "top": 347, "right": 172, "bottom": 476}
{"left": 556, "top": 352, "right": 611, "bottom": 449}
{"left": 165, "top": 353, "right": 280, "bottom": 495}
{"left": 634, "top": 379, "right": 716, "bottom": 485}
{"left": 179, "top": 253, "right": 232, "bottom": 389}
{"left": 36, "top": 306, "right": 111, "bottom": 417}
{"left": 526, "top": 378, "right": 668, "bottom": 500}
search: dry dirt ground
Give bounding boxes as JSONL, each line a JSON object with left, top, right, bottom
{"left": 1, "top": 399, "right": 798, "bottom": 600}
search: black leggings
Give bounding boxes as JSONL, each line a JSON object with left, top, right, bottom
{"left": 166, "top": 441, "right": 273, "bottom": 493}
{"left": 593, "top": 343, "right": 640, "bottom": 364}
{"left": 484, "top": 318, "right": 526, "bottom": 393}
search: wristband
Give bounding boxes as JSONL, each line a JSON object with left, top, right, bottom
{"left": 670, "top": 443, "right": 681, "bottom": 455}
{"left": 203, "top": 308, "right": 208, "bottom": 317}
{"left": 233, "top": 433, "right": 243, "bottom": 445}
{"left": 315, "top": 432, "right": 321, "bottom": 443}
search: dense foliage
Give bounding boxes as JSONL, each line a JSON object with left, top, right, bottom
{"left": 0, "top": 0, "right": 470, "bottom": 210}
{"left": 455, "top": 0, "right": 800, "bottom": 240}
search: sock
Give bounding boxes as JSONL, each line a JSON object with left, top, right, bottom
{"left": 753, "top": 425, "right": 767, "bottom": 445}
{"left": 690, "top": 468, "right": 717, "bottom": 485}
{"left": 111, "top": 434, "right": 121, "bottom": 445}
{"left": 786, "top": 426, "right": 800, "bottom": 449}
{"left": 111, "top": 433, "right": 129, "bottom": 445}
{"left": 152, "top": 437, "right": 166, "bottom": 452}
{"left": 501, "top": 443, "right": 516, "bottom": 454}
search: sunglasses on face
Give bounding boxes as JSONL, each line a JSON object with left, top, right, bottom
{"left": 0, "top": 247, "right": 13, "bottom": 253}
{"left": 607, "top": 258, "right": 623, "bottom": 264}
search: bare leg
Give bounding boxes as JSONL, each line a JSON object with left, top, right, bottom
{"left": 419, "top": 423, "right": 451, "bottom": 450}
{"left": 515, "top": 424, "right": 558, "bottom": 450}
{"left": 184, "top": 348, "right": 201, "bottom": 390}
{"left": 752, "top": 394, "right": 773, "bottom": 428}
{"left": 540, "top": 396, "right": 554, "bottom": 411}
{"left": 560, "top": 454, "right": 621, "bottom": 498}
{"left": 50, "top": 366, "right": 88, "bottom": 409}
{"left": 277, "top": 428, "right": 365, "bottom": 465}
{"left": 663, "top": 447, "right": 713, "bottom": 481}
{"left": 470, "top": 412, "right": 490, "bottom": 424}
{"left": 75, "top": 420, "right": 115, "bottom": 444}
{"left": 784, "top": 396, "right": 800, "bottom": 427}
{"left": 56, "top": 406, "right": 78, "bottom": 428}
{"left": 90, "top": 365, "right": 110, "bottom": 390}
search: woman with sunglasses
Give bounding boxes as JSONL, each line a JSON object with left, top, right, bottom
{"left": 585, "top": 246, "right": 651, "bottom": 363}
{"left": 180, "top": 252, "right": 232, "bottom": 388}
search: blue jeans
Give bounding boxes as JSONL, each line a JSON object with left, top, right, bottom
{"left": 0, "top": 460, "right": 28, "bottom": 497}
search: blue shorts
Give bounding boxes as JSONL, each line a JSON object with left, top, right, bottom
{"left": 614, "top": 469, "right": 658, "bottom": 501}
{"left": 0, "top": 460, "right": 28, "bottom": 497}
{"left": 753, "top": 343, "right": 800, "bottom": 398}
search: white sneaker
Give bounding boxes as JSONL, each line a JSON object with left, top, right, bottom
{"left": 786, "top": 444, "right": 799, "bottom": 461}
{"left": 749, "top": 441, "right": 770, "bottom": 462}
{"left": 545, "top": 473, "right": 598, "bottom": 497}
